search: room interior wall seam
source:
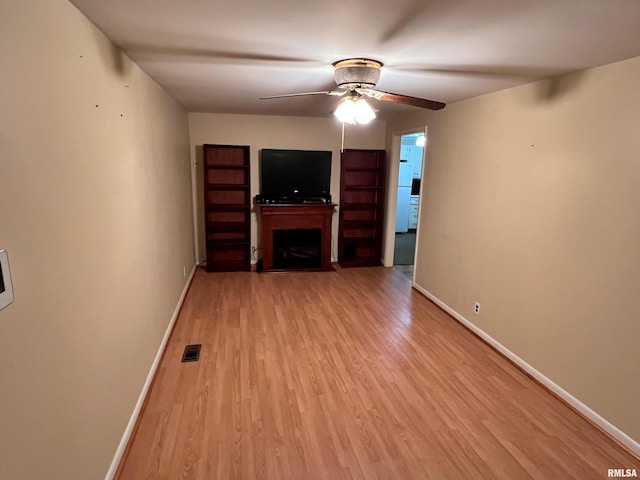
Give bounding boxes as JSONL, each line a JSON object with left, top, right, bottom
{"left": 411, "top": 282, "right": 640, "bottom": 458}
{"left": 104, "top": 264, "right": 198, "bottom": 480}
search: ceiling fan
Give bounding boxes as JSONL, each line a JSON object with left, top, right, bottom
{"left": 259, "top": 58, "right": 445, "bottom": 124}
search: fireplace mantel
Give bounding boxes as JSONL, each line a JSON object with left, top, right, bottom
{"left": 258, "top": 204, "right": 336, "bottom": 272}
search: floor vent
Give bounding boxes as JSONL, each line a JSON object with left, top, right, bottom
{"left": 181, "top": 344, "right": 201, "bottom": 363}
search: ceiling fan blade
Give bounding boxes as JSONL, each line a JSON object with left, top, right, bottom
{"left": 379, "top": 0, "right": 425, "bottom": 44}
{"left": 358, "top": 88, "right": 445, "bottom": 110}
{"left": 391, "top": 64, "right": 561, "bottom": 80}
{"left": 260, "top": 90, "right": 346, "bottom": 100}
{"left": 123, "top": 44, "right": 322, "bottom": 66}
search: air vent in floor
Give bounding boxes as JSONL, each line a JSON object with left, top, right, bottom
{"left": 181, "top": 344, "right": 201, "bottom": 363}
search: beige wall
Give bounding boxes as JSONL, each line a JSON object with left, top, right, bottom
{"left": 189, "top": 113, "right": 386, "bottom": 262}
{"left": 386, "top": 56, "right": 640, "bottom": 443}
{"left": 0, "top": 1, "right": 194, "bottom": 478}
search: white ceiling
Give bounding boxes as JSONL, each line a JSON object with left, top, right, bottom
{"left": 69, "top": 0, "right": 640, "bottom": 119}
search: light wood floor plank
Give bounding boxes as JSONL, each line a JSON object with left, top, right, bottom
{"left": 116, "top": 266, "right": 639, "bottom": 479}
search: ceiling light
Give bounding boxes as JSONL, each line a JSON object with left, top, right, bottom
{"left": 334, "top": 96, "right": 376, "bottom": 125}
{"left": 415, "top": 134, "right": 426, "bottom": 147}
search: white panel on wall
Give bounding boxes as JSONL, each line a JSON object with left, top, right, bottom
{"left": 0, "top": 250, "right": 14, "bottom": 311}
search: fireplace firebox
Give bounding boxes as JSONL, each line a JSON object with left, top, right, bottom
{"left": 273, "top": 229, "right": 321, "bottom": 270}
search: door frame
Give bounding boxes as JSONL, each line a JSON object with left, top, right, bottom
{"left": 382, "top": 126, "right": 428, "bottom": 270}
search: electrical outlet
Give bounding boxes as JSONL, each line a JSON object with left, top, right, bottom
{"left": 474, "top": 302, "right": 480, "bottom": 315}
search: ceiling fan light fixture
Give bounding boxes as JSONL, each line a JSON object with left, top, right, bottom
{"left": 334, "top": 96, "right": 376, "bottom": 125}
{"left": 333, "top": 58, "right": 383, "bottom": 88}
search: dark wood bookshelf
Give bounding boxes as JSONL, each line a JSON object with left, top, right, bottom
{"left": 203, "top": 144, "right": 251, "bottom": 272}
{"left": 338, "top": 149, "right": 386, "bottom": 268}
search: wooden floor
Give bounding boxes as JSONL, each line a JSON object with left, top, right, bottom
{"left": 116, "top": 266, "right": 639, "bottom": 479}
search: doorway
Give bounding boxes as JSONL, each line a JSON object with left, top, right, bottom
{"left": 393, "top": 132, "right": 425, "bottom": 275}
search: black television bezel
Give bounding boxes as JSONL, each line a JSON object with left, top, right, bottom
{"left": 260, "top": 148, "right": 332, "bottom": 199}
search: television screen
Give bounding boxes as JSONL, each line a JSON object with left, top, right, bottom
{"left": 260, "top": 149, "right": 331, "bottom": 198}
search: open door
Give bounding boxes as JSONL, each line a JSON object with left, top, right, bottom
{"left": 393, "top": 133, "right": 424, "bottom": 266}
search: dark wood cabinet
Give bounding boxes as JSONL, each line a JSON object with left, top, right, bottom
{"left": 203, "top": 144, "right": 251, "bottom": 272}
{"left": 338, "top": 149, "right": 386, "bottom": 268}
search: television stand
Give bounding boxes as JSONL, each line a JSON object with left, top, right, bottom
{"left": 258, "top": 204, "right": 336, "bottom": 272}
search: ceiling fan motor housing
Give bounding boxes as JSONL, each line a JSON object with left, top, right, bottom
{"left": 333, "top": 58, "right": 382, "bottom": 88}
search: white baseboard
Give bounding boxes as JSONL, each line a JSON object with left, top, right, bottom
{"left": 411, "top": 282, "right": 640, "bottom": 458}
{"left": 105, "top": 265, "right": 197, "bottom": 479}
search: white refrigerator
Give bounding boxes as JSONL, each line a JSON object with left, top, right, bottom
{"left": 395, "top": 162, "right": 413, "bottom": 233}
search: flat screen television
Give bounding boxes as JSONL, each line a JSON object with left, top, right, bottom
{"left": 260, "top": 149, "right": 331, "bottom": 199}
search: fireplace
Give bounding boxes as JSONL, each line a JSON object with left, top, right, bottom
{"left": 258, "top": 204, "right": 335, "bottom": 272}
{"left": 273, "top": 229, "right": 321, "bottom": 270}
